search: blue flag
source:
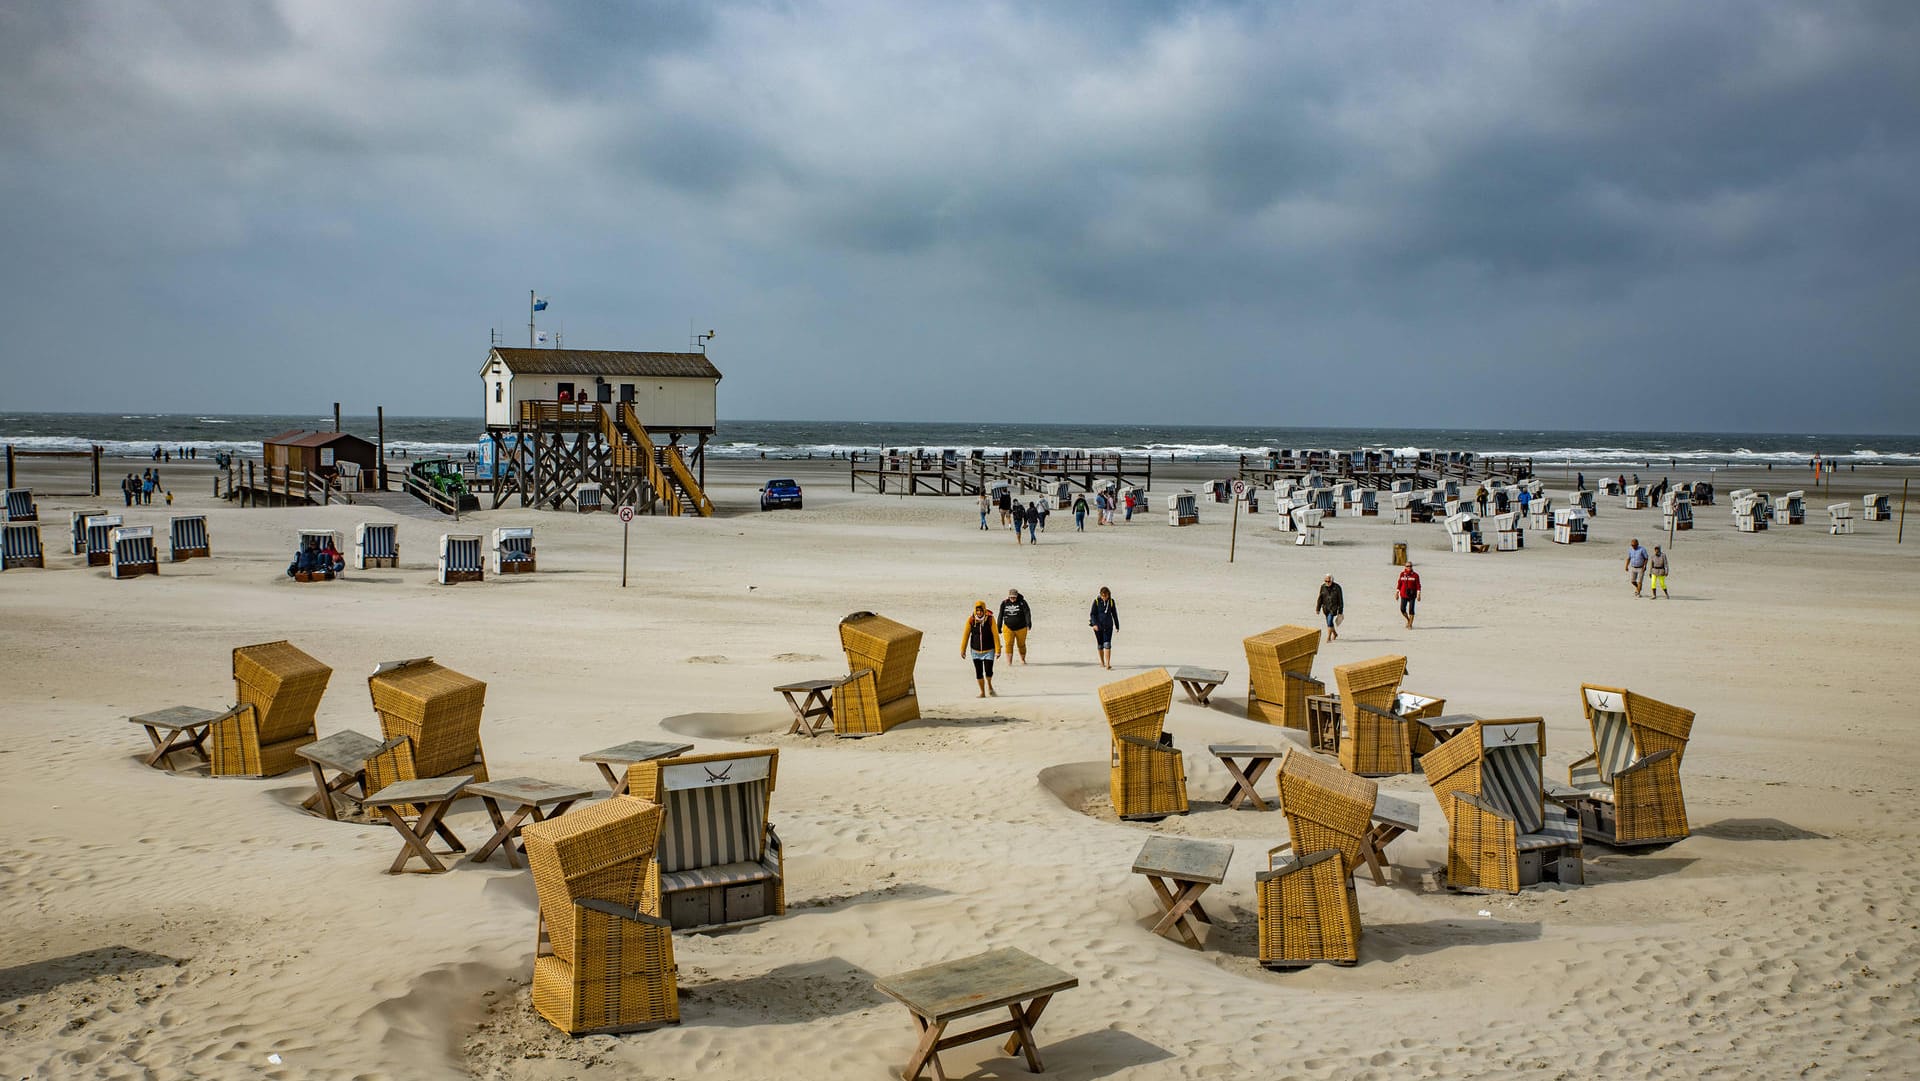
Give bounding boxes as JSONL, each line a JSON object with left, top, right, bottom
{"left": 532, "top": 296, "right": 549, "bottom": 312}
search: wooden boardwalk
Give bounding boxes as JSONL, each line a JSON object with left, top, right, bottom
{"left": 849, "top": 450, "right": 1153, "bottom": 497}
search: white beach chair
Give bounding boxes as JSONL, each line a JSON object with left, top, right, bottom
{"left": 1494, "top": 511, "right": 1524, "bottom": 551}
{"left": 438, "top": 533, "right": 485, "bottom": 584}
{"left": 3, "top": 489, "right": 37, "bottom": 522}
{"left": 110, "top": 526, "right": 158, "bottom": 579}
{"left": 169, "top": 515, "right": 210, "bottom": 561}
{"left": 1391, "top": 491, "right": 1415, "bottom": 525}
{"left": 492, "top": 527, "right": 536, "bottom": 574}
{"left": 1445, "top": 512, "right": 1484, "bottom": 553}
{"left": 2, "top": 523, "right": 45, "bottom": 570}
{"left": 292, "top": 528, "right": 343, "bottom": 581}
{"left": 1167, "top": 490, "right": 1198, "bottom": 526}
{"left": 84, "top": 514, "right": 123, "bottom": 567}
{"left": 1662, "top": 491, "right": 1693, "bottom": 532}
{"left": 1553, "top": 507, "right": 1588, "bottom": 544}
{"left": 1864, "top": 494, "right": 1891, "bottom": 522}
{"left": 1779, "top": 491, "right": 1805, "bottom": 525}
{"left": 1527, "top": 496, "right": 1553, "bottom": 532}
{"left": 1620, "top": 484, "right": 1647, "bottom": 510}
{"left": 354, "top": 522, "right": 399, "bottom": 569}
{"left": 1828, "top": 503, "right": 1854, "bottom": 535}
{"left": 1733, "top": 493, "right": 1767, "bottom": 533}
{"left": 1351, "top": 489, "right": 1377, "bottom": 517}
{"left": 1295, "top": 507, "right": 1325, "bottom": 546}
{"left": 576, "top": 483, "right": 603, "bottom": 513}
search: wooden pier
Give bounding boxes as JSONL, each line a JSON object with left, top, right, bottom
{"left": 1236, "top": 450, "right": 1533, "bottom": 490}
{"left": 849, "top": 450, "right": 1153, "bottom": 497}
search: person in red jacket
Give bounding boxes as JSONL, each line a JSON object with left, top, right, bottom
{"left": 1396, "top": 563, "right": 1422, "bottom": 630}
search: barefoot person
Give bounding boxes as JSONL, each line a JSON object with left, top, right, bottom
{"left": 962, "top": 600, "right": 999, "bottom": 697}
{"left": 1088, "top": 586, "right": 1120, "bottom": 670}
{"left": 1396, "top": 562, "right": 1422, "bottom": 630}
{"left": 1316, "top": 574, "right": 1344, "bottom": 642}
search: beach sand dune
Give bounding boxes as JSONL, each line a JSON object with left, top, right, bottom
{"left": 2, "top": 464, "right": 1915, "bottom": 1079}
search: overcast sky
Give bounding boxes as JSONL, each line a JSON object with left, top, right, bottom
{"left": 2, "top": 1, "right": 1915, "bottom": 431}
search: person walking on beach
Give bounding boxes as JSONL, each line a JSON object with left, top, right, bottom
{"left": 998, "top": 589, "right": 1032, "bottom": 664}
{"left": 978, "top": 491, "right": 990, "bottom": 531}
{"left": 1123, "top": 490, "right": 1135, "bottom": 523}
{"left": 1036, "top": 499, "right": 1049, "bottom": 533}
{"left": 1089, "top": 587, "right": 1120, "bottom": 669}
{"left": 1316, "top": 574, "right": 1344, "bottom": 643}
{"left": 1577, "top": 471, "right": 1586, "bottom": 491}
{"left": 1010, "top": 501, "right": 1026, "bottom": 545}
{"left": 1396, "top": 562, "right": 1422, "bottom": 630}
{"left": 1647, "top": 545, "right": 1670, "bottom": 599}
{"left": 998, "top": 488, "right": 1012, "bottom": 528}
{"left": 1073, "top": 494, "right": 1088, "bottom": 531}
{"left": 1026, "top": 504, "right": 1039, "bottom": 544}
{"left": 962, "top": 600, "right": 999, "bottom": 697}
{"left": 1625, "top": 538, "right": 1650, "bottom": 597}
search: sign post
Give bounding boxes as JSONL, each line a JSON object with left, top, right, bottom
{"left": 618, "top": 505, "right": 635, "bottom": 587}
{"left": 1230, "top": 479, "right": 1246, "bottom": 562}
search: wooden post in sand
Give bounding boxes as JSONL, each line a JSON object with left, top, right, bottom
{"left": 1900, "top": 478, "right": 1908, "bottom": 544}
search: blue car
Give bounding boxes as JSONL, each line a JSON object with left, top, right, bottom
{"left": 759, "top": 478, "right": 803, "bottom": 511}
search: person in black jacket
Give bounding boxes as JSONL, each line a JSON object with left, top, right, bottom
{"left": 1088, "top": 587, "right": 1119, "bottom": 670}
{"left": 998, "top": 589, "right": 1032, "bottom": 664}
{"left": 1316, "top": 574, "right": 1344, "bottom": 642}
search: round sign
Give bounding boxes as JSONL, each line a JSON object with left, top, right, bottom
{"left": 618, "top": 505, "right": 636, "bottom": 522}
{"left": 1232, "top": 479, "right": 1247, "bottom": 496}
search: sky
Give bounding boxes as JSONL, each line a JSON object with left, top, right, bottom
{"left": 1, "top": 1, "right": 1916, "bottom": 432}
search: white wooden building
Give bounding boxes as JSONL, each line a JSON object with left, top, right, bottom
{"left": 481, "top": 348, "right": 721, "bottom": 433}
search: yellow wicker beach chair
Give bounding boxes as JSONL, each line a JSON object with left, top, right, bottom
{"left": 830, "top": 668, "right": 886, "bottom": 737}
{"left": 209, "top": 641, "right": 330, "bottom": 777}
{"left": 1421, "top": 719, "right": 1583, "bottom": 892}
{"left": 838, "top": 611, "right": 921, "bottom": 732}
{"left": 1334, "top": 655, "right": 1411, "bottom": 776}
{"left": 1242, "top": 625, "right": 1323, "bottom": 728}
{"left": 1099, "top": 668, "right": 1187, "bottom": 820}
{"left": 1566, "top": 685, "right": 1695, "bottom": 846}
{"left": 523, "top": 796, "right": 679, "bottom": 1035}
{"left": 363, "top": 657, "right": 489, "bottom": 802}
{"left": 623, "top": 748, "right": 784, "bottom": 930}
{"left": 1258, "top": 748, "right": 1377, "bottom": 967}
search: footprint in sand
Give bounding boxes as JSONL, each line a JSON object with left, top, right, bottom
{"left": 685, "top": 655, "right": 729, "bottom": 664}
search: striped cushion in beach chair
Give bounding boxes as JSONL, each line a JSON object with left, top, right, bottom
{"left": 111, "top": 526, "right": 159, "bottom": 579}
{"left": 85, "top": 515, "right": 123, "bottom": 567}
{"left": 70, "top": 509, "right": 104, "bottom": 554}
{"left": 2, "top": 523, "right": 45, "bottom": 569}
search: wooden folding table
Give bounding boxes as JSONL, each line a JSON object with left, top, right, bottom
{"left": 1131, "top": 835, "right": 1234, "bottom": 948}
{"left": 465, "top": 776, "right": 591, "bottom": 868}
{"left": 129, "top": 705, "right": 225, "bottom": 770}
{"left": 773, "top": 678, "right": 839, "bottom": 737}
{"left": 362, "top": 774, "right": 471, "bottom": 874}
{"left": 1360, "top": 792, "right": 1421, "bottom": 886}
{"left": 1208, "top": 743, "right": 1285, "bottom": 810}
{"left": 875, "top": 947, "right": 1079, "bottom": 1081}
{"left": 1170, "top": 666, "right": 1229, "bottom": 706}
{"left": 294, "top": 729, "right": 385, "bottom": 821}
{"left": 578, "top": 739, "right": 694, "bottom": 794}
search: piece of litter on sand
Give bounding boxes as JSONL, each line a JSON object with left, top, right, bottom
{"left": 1478, "top": 910, "right": 1492, "bottom": 917}
{"left": 268, "top": 1054, "right": 282, "bottom": 1065}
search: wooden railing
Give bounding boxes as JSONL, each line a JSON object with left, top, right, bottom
{"left": 660, "top": 443, "right": 714, "bottom": 516}
{"left": 604, "top": 404, "right": 682, "bottom": 516}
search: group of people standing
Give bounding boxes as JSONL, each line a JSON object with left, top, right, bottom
{"left": 121, "top": 469, "right": 166, "bottom": 506}
{"left": 961, "top": 586, "right": 1122, "bottom": 696}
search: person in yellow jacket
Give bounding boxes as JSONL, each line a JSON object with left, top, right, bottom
{"left": 962, "top": 600, "right": 999, "bottom": 697}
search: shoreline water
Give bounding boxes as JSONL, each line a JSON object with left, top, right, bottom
{"left": 4, "top": 412, "right": 1918, "bottom": 468}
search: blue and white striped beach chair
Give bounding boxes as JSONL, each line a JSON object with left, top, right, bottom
{"left": 169, "top": 515, "right": 210, "bottom": 561}
{"left": 85, "top": 514, "right": 123, "bottom": 567}
{"left": 3, "top": 489, "right": 37, "bottom": 522}
{"left": 110, "top": 526, "right": 159, "bottom": 579}
{"left": 355, "top": 522, "right": 398, "bottom": 569}
{"left": 2, "top": 523, "right": 45, "bottom": 569}
{"left": 438, "top": 533, "right": 484, "bottom": 584}
{"left": 492, "top": 527, "right": 536, "bottom": 574}
{"left": 70, "top": 509, "right": 104, "bottom": 554}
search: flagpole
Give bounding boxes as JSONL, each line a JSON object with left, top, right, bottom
{"left": 528, "top": 290, "right": 536, "bottom": 347}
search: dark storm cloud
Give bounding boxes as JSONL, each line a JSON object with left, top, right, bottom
{"left": 0, "top": 0, "right": 1914, "bottom": 430}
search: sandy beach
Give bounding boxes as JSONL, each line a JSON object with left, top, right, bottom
{"left": 3, "top": 459, "right": 1916, "bottom": 1080}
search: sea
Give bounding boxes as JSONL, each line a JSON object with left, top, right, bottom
{"left": 2, "top": 413, "right": 1916, "bottom": 468}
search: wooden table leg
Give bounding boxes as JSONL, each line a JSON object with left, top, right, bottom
{"left": 781, "top": 690, "right": 807, "bottom": 736}
{"left": 595, "top": 762, "right": 625, "bottom": 794}
{"left": 903, "top": 1013, "right": 949, "bottom": 1081}
{"left": 303, "top": 760, "right": 339, "bottom": 820}
{"left": 139, "top": 725, "right": 169, "bottom": 767}
{"left": 1219, "top": 756, "right": 1273, "bottom": 810}
{"left": 1001, "top": 993, "right": 1054, "bottom": 1062}
{"left": 380, "top": 805, "right": 448, "bottom": 873}
{"left": 1360, "top": 823, "right": 1399, "bottom": 886}
{"left": 1145, "top": 875, "right": 1206, "bottom": 948}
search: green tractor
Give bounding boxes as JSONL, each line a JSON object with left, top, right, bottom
{"left": 408, "top": 458, "right": 481, "bottom": 512}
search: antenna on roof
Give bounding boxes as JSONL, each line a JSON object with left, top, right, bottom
{"left": 694, "top": 329, "right": 715, "bottom": 353}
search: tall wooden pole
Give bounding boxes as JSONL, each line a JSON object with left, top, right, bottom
{"left": 377, "top": 406, "right": 387, "bottom": 491}
{"left": 1900, "top": 478, "right": 1908, "bottom": 544}
{"left": 333, "top": 402, "right": 341, "bottom": 433}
